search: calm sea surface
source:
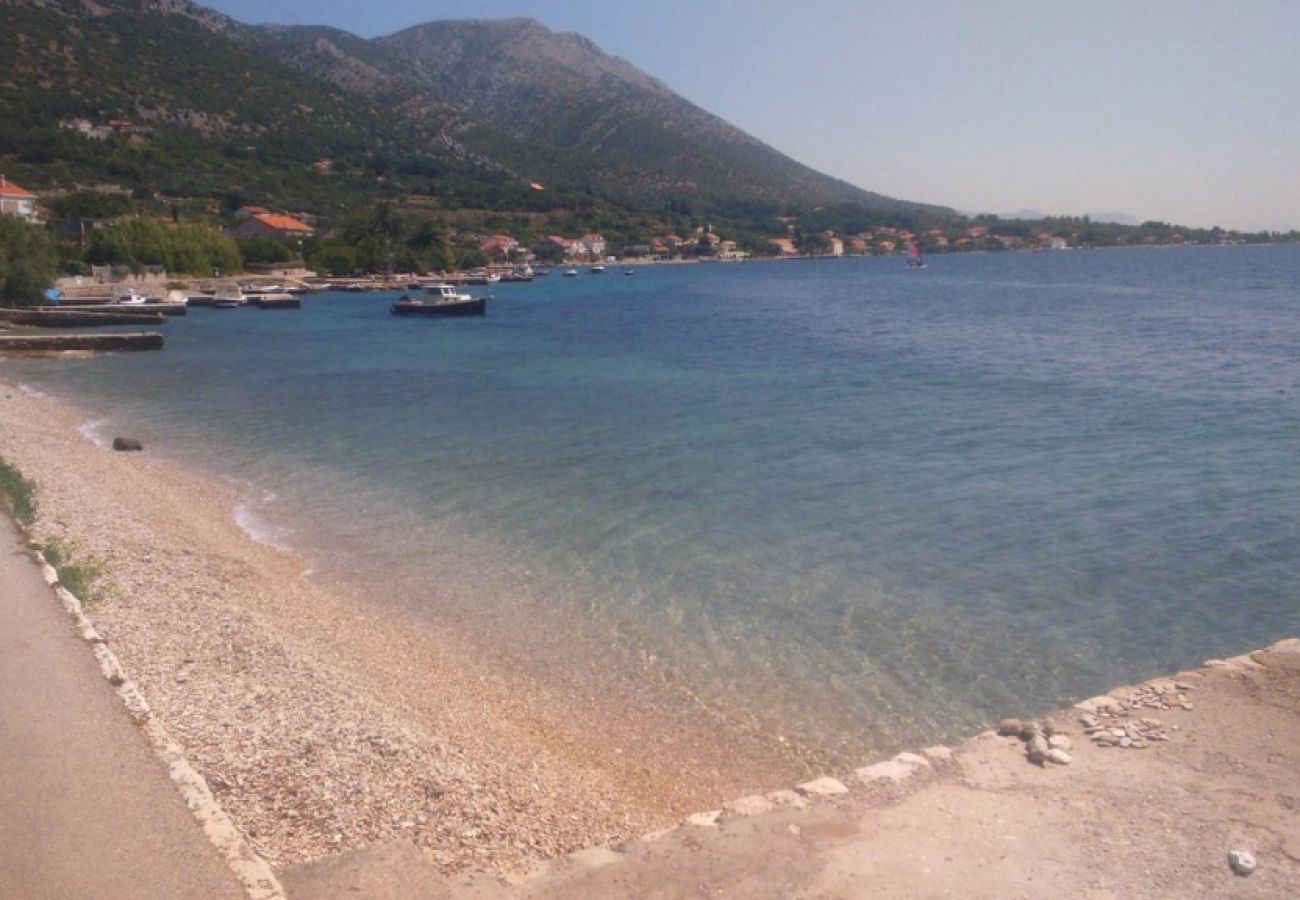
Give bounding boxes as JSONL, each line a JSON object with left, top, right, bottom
{"left": 10, "top": 246, "right": 1300, "bottom": 762}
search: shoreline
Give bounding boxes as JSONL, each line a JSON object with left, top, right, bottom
{"left": 0, "top": 378, "right": 810, "bottom": 873}
{"left": 5, "top": 375, "right": 1300, "bottom": 894}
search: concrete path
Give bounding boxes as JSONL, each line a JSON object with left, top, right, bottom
{"left": 0, "top": 521, "right": 246, "bottom": 900}
{"left": 280, "top": 641, "right": 1300, "bottom": 900}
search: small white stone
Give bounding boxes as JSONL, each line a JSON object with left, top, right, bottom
{"left": 795, "top": 777, "right": 849, "bottom": 796}
{"left": 1228, "top": 850, "right": 1257, "bottom": 876}
{"left": 684, "top": 810, "right": 722, "bottom": 829}
{"left": 892, "top": 751, "right": 931, "bottom": 769}
{"left": 1046, "top": 748, "right": 1072, "bottom": 765}
{"left": 1048, "top": 735, "right": 1073, "bottom": 753}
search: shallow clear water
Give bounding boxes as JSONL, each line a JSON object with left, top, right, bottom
{"left": 10, "top": 246, "right": 1300, "bottom": 761}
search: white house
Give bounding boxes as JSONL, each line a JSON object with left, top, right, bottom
{"left": 0, "top": 176, "right": 38, "bottom": 221}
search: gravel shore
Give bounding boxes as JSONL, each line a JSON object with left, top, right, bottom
{"left": 0, "top": 382, "right": 791, "bottom": 874}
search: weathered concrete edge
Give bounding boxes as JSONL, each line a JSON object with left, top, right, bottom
{"left": 508, "top": 638, "right": 1300, "bottom": 885}
{"left": 30, "top": 545, "right": 286, "bottom": 900}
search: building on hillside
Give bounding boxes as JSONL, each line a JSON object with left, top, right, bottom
{"left": 580, "top": 233, "right": 606, "bottom": 258}
{"left": 847, "top": 237, "right": 869, "bottom": 254}
{"left": 533, "top": 235, "right": 576, "bottom": 260}
{"left": 231, "top": 212, "right": 315, "bottom": 241}
{"left": 0, "top": 176, "right": 39, "bottom": 221}
{"left": 717, "top": 240, "right": 748, "bottom": 260}
{"left": 825, "top": 234, "right": 844, "bottom": 257}
{"left": 768, "top": 238, "right": 798, "bottom": 256}
{"left": 479, "top": 234, "right": 520, "bottom": 258}
{"left": 234, "top": 205, "right": 272, "bottom": 221}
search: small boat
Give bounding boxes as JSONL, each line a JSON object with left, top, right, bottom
{"left": 588, "top": 264, "right": 606, "bottom": 274}
{"left": 623, "top": 268, "right": 635, "bottom": 276}
{"left": 907, "top": 240, "right": 926, "bottom": 269}
{"left": 162, "top": 289, "right": 189, "bottom": 307}
{"left": 212, "top": 288, "right": 244, "bottom": 308}
{"left": 562, "top": 268, "right": 578, "bottom": 277}
{"left": 391, "top": 283, "right": 486, "bottom": 317}
{"left": 464, "top": 270, "right": 501, "bottom": 286}
{"left": 113, "top": 289, "right": 147, "bottom": 305}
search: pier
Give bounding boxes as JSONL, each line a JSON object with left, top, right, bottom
{"left": 0, "top": 308, "right": 169, "bottom": 328}
{"left": 0, "top": 332, "right": 164, "bottom": 354}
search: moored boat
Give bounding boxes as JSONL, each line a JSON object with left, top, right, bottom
{"left": 391, "top": 283, "right": 486, "bottom": 317}
{"left": 562, "top": 268, "right": 578, "bottom": 277}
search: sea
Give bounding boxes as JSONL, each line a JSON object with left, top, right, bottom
{"left": 8, "top": 245, "right": 1300, "bottom": 764}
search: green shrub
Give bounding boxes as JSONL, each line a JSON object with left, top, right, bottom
{"left": 0, "top": 218, "right": 59, "bottom": 306}
{"left": 41, "top": 535, "right": 114, "bottom": 607}
{"left": 0, "top": 456, "right": 38, "bottom": 525}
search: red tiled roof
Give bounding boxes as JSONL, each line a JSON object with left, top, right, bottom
{"left": 0, "top": 177, "right": 34, "bottom": 198}
{"left": 253, "top": 213, "right": 313, "bottom": 232}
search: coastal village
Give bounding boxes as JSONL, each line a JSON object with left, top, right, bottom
{"left": 1, "top": 167, "right": 1278, "bottom": 303}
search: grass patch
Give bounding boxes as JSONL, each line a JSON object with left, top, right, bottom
{"left": 41, "top": 535, "right": 117, "bottom": 608}
{"left": 0, "top": 455, "right": 38, "bottom": 526}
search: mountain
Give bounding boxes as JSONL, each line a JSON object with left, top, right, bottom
{"left": 0, "top": 0, "right": 947, "bottom": 229}
{"left": 0, "top": 0, "right": 511, "bottom": 213}
{"left": 256, "top": 16, "right": 939, "bottom": 216}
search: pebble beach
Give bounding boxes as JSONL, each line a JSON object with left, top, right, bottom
{"left": 0, "top": 381, "right": 794, "bottom": 873}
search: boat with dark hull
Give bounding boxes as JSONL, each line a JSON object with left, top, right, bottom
{"left": 391, "top": 283, "right": 486, "bottom": 317}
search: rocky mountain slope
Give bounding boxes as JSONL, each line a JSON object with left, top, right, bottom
{"left": 1, "top": 0, "right": 945, "bottom": 223}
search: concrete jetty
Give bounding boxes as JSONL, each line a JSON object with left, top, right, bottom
{"left": 0, "top": 332, "right": 164, "bottom": 354}
{"left": 0, "top": 308, "right": 169, "bottom": 328}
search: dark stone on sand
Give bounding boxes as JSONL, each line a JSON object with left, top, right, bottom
{"left": 113, "top": 437, "right": 143, "bottom": 452}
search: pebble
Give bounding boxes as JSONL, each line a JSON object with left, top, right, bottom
{"left": 1047, "top": 748, "right": 1073, "bottom": 765}
{"left": 1228, "top": 849, "right": 1257, "bottom": 876}
{"left": 1048, "top": 735, "right": 1072, "bottom": 753}
{"left": 997, "top": 718, "right": 1026, "bottom": 737}
{"left": 1026, "top": 734, "right": 1049, "bottom": 766}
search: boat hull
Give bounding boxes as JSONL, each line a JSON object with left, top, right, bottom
{"left": 391, "top": 297, "right": 486, "bottom": 317}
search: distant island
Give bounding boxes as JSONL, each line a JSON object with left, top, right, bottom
{"left": 0, "top": 0, "right": 1296, "bottom": 302}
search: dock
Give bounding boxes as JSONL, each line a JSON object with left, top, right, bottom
{"left": 0, "top": 332, "right": 164, "bottom": 354}
{"left": 0, "top": 308, "right": 169, "bottom": 328}
{"left": 52, "top": 302, "right": 188, "bottom": 317}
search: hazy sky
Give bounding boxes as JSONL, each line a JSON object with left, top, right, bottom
{"left": 205, "top": 0, "right": 1300, "bottom": 231}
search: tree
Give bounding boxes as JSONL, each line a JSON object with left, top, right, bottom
{"left": 798, "top": 230, "right": 831, "bottom": 255}
{"left": 86, "top": 217, "right": 242, "bottom": 274}
{"left": 0, "top": 218, "right": 59, "bottom": 306}
{"left": 237, "top": 237, "right": 293, "bottom": 265}
{"left": 407, "top": 219, "right": 455, "bottom": 272}
{"left": 456, "top": 247, "right": 488, "bottom": 270}
{"left": 307, "top": 244, "right": 358, "bottom": 277}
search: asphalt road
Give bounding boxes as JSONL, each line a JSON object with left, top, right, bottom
{"left": 0, "top": 520, "right": 246, "bottom": 900}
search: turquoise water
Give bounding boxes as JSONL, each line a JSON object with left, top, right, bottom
{"left": 9, "top": 246, "right": 1300, "bottom": 762}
